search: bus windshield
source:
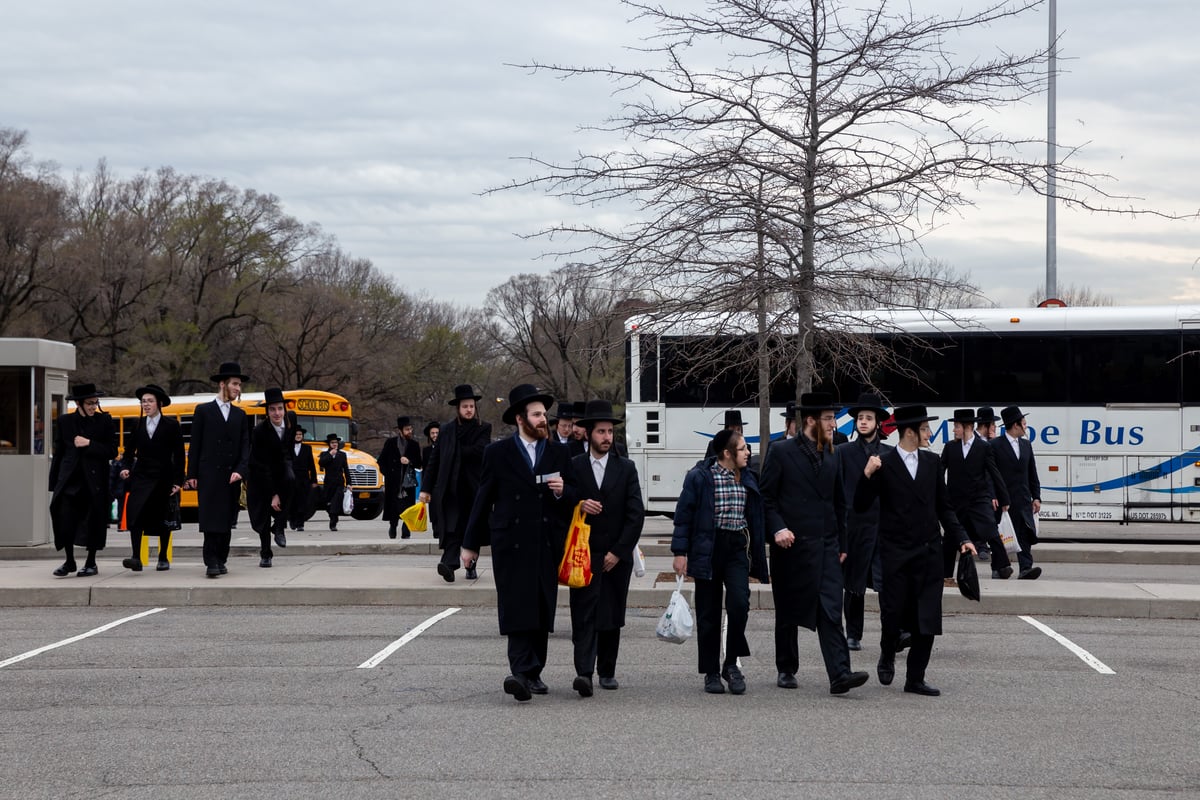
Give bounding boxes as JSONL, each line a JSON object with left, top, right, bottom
{"left": 294, "top": 415, "right": 352, "bottom": 444}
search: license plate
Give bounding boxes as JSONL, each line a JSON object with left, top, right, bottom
{"left": 359, "top": 492, "right": 371, "bottom": 499}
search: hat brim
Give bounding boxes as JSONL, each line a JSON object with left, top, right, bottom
{"left": 134, "top": 386, "right": 171, "bottom": 408}
{"left": 847, "top": 405, "right": 890, "bottom": 420}
{"left": 68, "top": 390, "right": 107, "bottom": 402}
{"left": 502, "top": 393, "right": 555, "bottom": 424}
{"left": 210, "top": 372, "right": 250, "bottom": 382}
{"left": 448, "top": 394, "right": 483, "bottom": 406}
{"left": 577, "top": 415, "right": 622, "bottom": 426}
{"left": 893, "top": 414, "right": 939, "bottom": 426}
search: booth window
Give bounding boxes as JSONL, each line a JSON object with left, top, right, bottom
{"left": 0, "top": 367, "right": 32, "bottom": 455}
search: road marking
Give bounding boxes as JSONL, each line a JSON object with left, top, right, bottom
{"left": 1019, "top": 615, "right": 1116, "bottom": 674}
{"left": 357, "top": 607, "right": 461, "bottom": 669}
{"left": 0, "top": 608, "right": 166, "bottom": 670}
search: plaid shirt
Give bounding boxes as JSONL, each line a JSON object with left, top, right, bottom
{"left": 711, "top": 462, "right": 747, "bottom": 530}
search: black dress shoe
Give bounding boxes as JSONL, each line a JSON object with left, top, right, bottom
{"left": 846, "top": 636, "right": 862, "bottom": 651}
{"left": 503, "top": 674, "right": 532, "bottom": 702}
{"left": 896, "top": 632, "right": 912, "bottom": 652}
{"left": 993, "top": 566, "right": 1014, "bottom": 579}
{"left": 122, "top": 557, "right": 142, "bottom": 572}
{"left": 274, "top": 532, "right": 287, "bottom": 548}
{"left": 721, "top": 665, "right": 746, "bottom": 695}
{"left": 156, "top": 561, "right": 170, "bottom": 571}
{"left": 401, "top": 531, "right": 410, "bottom": 539}
{"left": 1018, "top": 566, "right": 1043, "bottom": 580}
{"left": 704, "top": 673, "right": 725, "bottom": 694}
{"left": 218, "top": 563, "right": 228, "bottom": 575}
{"left": 77, "top": 565, "right": 98, "bottom": 577}
{"left": 388, "top": 523, "right": 398, "bottom": 539}
{"left": 527, "top": 677, "right": 549, "bottom": 695}
{"left": 877, "top": 655, "right": 895, "bottom": 686}
{"left": 573, "top": 675, "right": 594, "bottom": 697}
{"left": 260, "top": 557, "right": 272, "bottom": 568}
{"left": 465, "top": 565, "right": 478, "bottom": 580}
{"left": 830, "top": 671, "right": 870, "bottom": 695}
{"left": 436, "top": 563, "right": 455, "bottom": 583}
{"left": 598, "top": 676, "right": 619, "bottom": 691}
{"left": 52, "top": 563, "right": 77, "bottom": 577}
{"left": 296, "top": 525, "right": 304, "bottom": 532}
{"left": 777, "top": 672, "right": 798, "bottom": 689}
{"left": 904, "top": 680, "right": 941, "bottom": 696}
{"left": 206, "top": 565, "right": 220, "bottom": 578}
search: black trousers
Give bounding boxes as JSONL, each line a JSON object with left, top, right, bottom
{"left": 507, "top": 629, "right": 549, "bottom": 679}
{"left": 570, "top": 577, "right": 624, "bottom": 678}
{"left": 693, "top": 529, "right": 751, "bottom": 675}
{"left": 202, "top": 531, "right": 231, "bottom": 567}
{"left": 881, "top": 630, "right": 935, "bottom": 686}
{"left": 1011, "top": 512, "right": 1037, "bottom": 572}
{"left": 440, "top": 529, "right": 463, "bottom": 569}
{"left": 775, "top": 590, "right": 851, "bottom": 681}
{"left": 845, "top": 549, "right": 884, "bottom": 641}
{"left": 946, "top": 504, "right": 1011, "bottom": 577}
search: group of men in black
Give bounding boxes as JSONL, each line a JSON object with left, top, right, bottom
{"left": 672, "top": 392, "right": 1042, "bottom": 698}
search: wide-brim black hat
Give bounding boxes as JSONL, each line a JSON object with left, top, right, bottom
{"left": 723, "top": 409, "right": 745, "bottom": 427}
{"left": 68, "top": 383, "right": 106, "bottom": 402}
{"left": 957, "top": 551, "right": 981, "bottom": 602}
{"left": 847, "top": 392, "right": 889, "bottom": 420}
{"left": 395, "top": 416, "right": 411, "bottom": 429}
{"left": 891, "top": 404, "right": 938, "bottom": 427}
{"left": 554, "top": 402, "right": 576, "bottom": 421}
{"left": 325, "top": 433, "right": 342, "bottom": 443}
{"left": 780, "top": 401, "right": 796, "bottom": 420}
{"left": 293, "top": 426, "right": 307, "bottom": 435}
{"left": 257, "top": 387, "right": 286, "bottom": 408}
{"left": 1001, "top": 405, "right": 1026, "bottom": 428}
{"left": 448, "top": 383, "right": 483, "bottom": 406}
{"left": 210, "top": 361, "right": 250, "bottom": 382}
{"left": 571, "top": 401, "right": 587, "bottom": 419}
{"left": 577, "top": 399, "right": 622, "bottom": 426}
{"left": 503, "top": 384, "right": 555, "bottom": 425}
{"left": 134, "top": 384, "right": 170, "bottom": 409}
{"left": 423, "top": 421, "right": 440, "bottom": 438}
{"left": 798, "top": 392, "right": 837, "bottom": 417}
{"left": 952, "top": 408, "right": 978, "bottom": 425}
{"left": 976, "top": 406, "right": 998, "bottom": 425}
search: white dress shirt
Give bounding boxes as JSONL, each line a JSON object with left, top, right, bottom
{"left": 898, "top": 445, "right": 919, "bottom": 479}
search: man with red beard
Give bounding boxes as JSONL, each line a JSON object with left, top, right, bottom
{"left": 462, "top": 384, "right": 578, "bottom": 702}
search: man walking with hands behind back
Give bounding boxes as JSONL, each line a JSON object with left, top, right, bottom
{"left": 247, "top": 388, "right": 292, "bottom": 568}
{"left": 994, "top": 405, "right": 1043, "bottom": 580}
{"left": 186, "top": 362, "right": 251, "bottom": 579}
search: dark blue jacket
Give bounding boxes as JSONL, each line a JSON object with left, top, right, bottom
{"left": 670, "top": 458, "right": 769, "bottom": 583}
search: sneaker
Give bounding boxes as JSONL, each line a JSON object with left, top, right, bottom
{"left": 721, "top": 665, "right": 746, "bottom": 695}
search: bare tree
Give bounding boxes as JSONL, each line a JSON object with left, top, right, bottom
{"left": 1027, "top": 282, "right": 1114, "bottom": 307}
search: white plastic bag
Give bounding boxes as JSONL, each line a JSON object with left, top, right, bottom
{"left": 632, "top": 545, "right": 646, "bottom": 578}
{"left": 656, "top": 575, "right": 693, "bottom": 644}
{"left": 998, "top": 513, "right": 1021, "bottom": 555}
{"left": 342, "top": 487, "right": 355, "bottom": 515}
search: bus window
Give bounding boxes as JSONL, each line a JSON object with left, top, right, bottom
{"left": 1071, "top": 333, "right": 1179, "bottom": 404}
{"left": 965, "top": 335, "right": 1068, "bottom": 404}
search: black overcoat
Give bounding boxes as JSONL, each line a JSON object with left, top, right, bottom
{"left": 49, "top": 409, "right": 118, "bottom": 550}
{"left": 941, "top": 436, "right": 1008, "bottom": 535}
{"left": 854, "top": 448, "right": 968, "bottom": 636}
{"left": 836, "top": 436, "right": 892, "bottom": 595}
{"left": 247, "top": 419, "right": 292, "bottom": 533}
{"left": 759, "top": 436, "right": 846, "bottom": 630}
{"left": 319, "top": 450, "right": 351, "bottom": 510}
{"left": 568, "top": 451, "right": 644, "bottom": 629}
{"left": 379, "top": 435, "right": 421, "bottom": 520}
{"left": 121, "top": 415, "right": 185, "bottom": 537}
{"left": 422, "top": 417, "right": 491, "bottom": 542}
{"left": 992, "top": 435, "right": 1041, "bottom": 538}
{"left": 186, "top": 400, "right": 250, "bottom": 533}
{"left": 289, "top": 442, "right": 318, "bottom": 518}
{"left": 463, "top": 435, "right": 578, "bottom": 635}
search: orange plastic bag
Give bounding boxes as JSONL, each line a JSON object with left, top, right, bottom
{"left": 558, "top": 502, "right": 593, "bottom": 588}
{"left": 399, "top": 501, "right": 428, "bottom": 533}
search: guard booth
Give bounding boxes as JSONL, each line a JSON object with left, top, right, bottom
{"left": 0, "top": 339, "right": 76, "bottom": 546}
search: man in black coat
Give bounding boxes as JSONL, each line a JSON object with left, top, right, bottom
{"left": 49, "top": 383, "right": 118, "bottom": 577}
{"left": 247, "top": 388, "right": 293, "bottom": 568}
{"left": 857, "top": 405, "right": 976, "bottom": 696}
{"left": 185, "top": 362, "right": 251, "bottom": 579}
{"left": 379, "top": 415, "right": 422, "bottom": 539}
{"left": 994, "top": 405, "right": 1043, "bottom": 580}
{"left": 760, "top": 392, "right": 867, "bottom": 695}
{"left": 118, "top": 384, "right": 185, "bottom": 572}
{"left": 318, "top": 434, "right": 352, "bottom": 530}
{"left": 420, "top": 421, "right": 439, "bottom": 492}
{"left": 941, "top": 408, "right": 1013, "bottom": 581}
{"left": 287, "top": 426, "right": 319, "bottom": 532}
{"left": 462, "top": 384, "right": 578, "bottom": 702}
{"left": 835, "top": 391, "right": 892, "bottom": 651}
{"left": 419, "top": 383, "right": 492, "bottom": 582}
{"left": 567, "top": 400, "right": 644, "bottom": 697}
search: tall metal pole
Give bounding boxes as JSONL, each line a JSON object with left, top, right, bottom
{"left": 1046, "top": 0, "right": 1058, "bottom": 300}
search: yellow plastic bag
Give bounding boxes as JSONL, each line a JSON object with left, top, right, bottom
{"left": 399, "top": 501, "right": 429, "bottom": 533}
{"left": 558, "top": 502, "right": 592, "bottom": 588}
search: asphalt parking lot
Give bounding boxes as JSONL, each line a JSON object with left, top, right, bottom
{"left": 2, "top": 605, "right": 1197, "bottom": 799}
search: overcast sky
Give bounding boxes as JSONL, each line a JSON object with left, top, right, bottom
{"left": 3, "top": 0, "right": 1197, "bottom": 309}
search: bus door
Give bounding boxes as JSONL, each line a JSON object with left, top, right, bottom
{"left": 1125, "top": 456, "right": 1179, "bottom": 522}
{"left": 1179, "top": 405, "right": 1200, "bottom": 521}
{"left": 1067, "top": 454, "right": 1124, "bottom": 522}
{"left": 1037, "top": 453, "right": 1069, "bottom": 520}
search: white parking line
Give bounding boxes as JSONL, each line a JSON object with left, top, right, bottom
{"left": 357, "top": 607, "right": 461, "bottom": 669}
{"left": 0, "top": 608, "right": 166, "bottom": 670}
{"left": 1019, "top": 615, "right": 1116, "bottom": 675}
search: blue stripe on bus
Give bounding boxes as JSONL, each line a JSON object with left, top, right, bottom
{"left": 1043, "top": 446, "right": 1200, "bottom": 494}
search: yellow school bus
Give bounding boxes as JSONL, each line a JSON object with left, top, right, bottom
{"left": 92, "top": 389, "right": 384, "bottom": 520}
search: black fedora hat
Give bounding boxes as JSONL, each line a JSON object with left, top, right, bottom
{"left": 395, "top": 416, "right": 411, "bottom": 429}
{"left": 503, "top": 384, "right": 555, "bottom": 425}
{"left": 423, "top": 421, "right": 440, "bottom": 438}
{"left": 847, "top": 391, "right": 890, "bottom": 420}
{"left": 976, "top": 406, "right": 998, "bottom": 425}
{"left": 572, "top": 401, "right": 587, "bottom": 419}
{"left": 952, "top": 408, "right": 978, "bottom": 425}
{"left": 723, "top": 410, "right": 745, "bottom": 427}
{"left": 781, "top": 401, "right": 796, "bottom": 420}
{"left": 68, "top": 383, "right": 106, "bottom": 402}
{"left": 210, "top": 361, "right": 250, "bottom": 382}
{"left": 134, "top": 383, "right": 170, "bottom": 409}
{"left": 577, "top": 399, "right": 622, "bottom": 426}
{"left": 1001, "top": 405, "right": 1026, "bottom": 428}
{"left": 293, "top": 426, "right": 307, "bottom": 435}
{"left": 325, "top": 433, "right": 342, "bottom": 444}
{"left": 891, "top": 404, "right": 939, "bottom": 428}
{"left": 798, "top": 392, "right": 837, "bottom": 417}
{"left": 447, "top": 383, "right": 482, "bottom": 406}
{"left": 257, "top": 387, "right": 286, "bottom": 408}
{"left": 554, "top": 402, "right": 577, "bottom": 421}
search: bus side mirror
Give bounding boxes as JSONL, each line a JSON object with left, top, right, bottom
{"left": 350, "top": 420, "right": 358, "bottom": 447}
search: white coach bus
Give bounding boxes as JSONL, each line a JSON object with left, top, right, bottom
{"left": 624, "top": 305, "right": 1200, "bottom": 522}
